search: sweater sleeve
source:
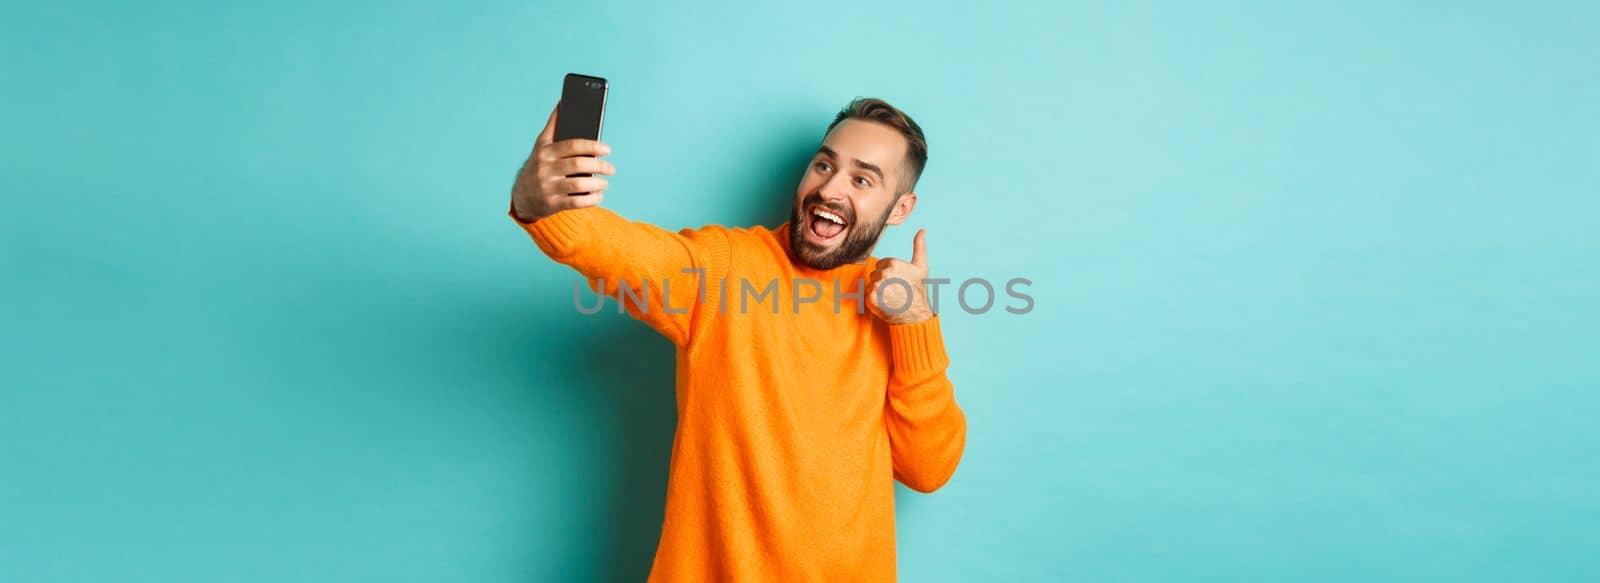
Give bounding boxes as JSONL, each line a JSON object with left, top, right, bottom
{"left": 510, "top": 205, "right": 731, "bottom": 347}
{"left": 884, "top": 315, "right": 969, "bottom": 493}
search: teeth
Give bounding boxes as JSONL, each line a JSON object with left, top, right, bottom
{"left": 812, "top": 208, "right": 846, "bottom": 225}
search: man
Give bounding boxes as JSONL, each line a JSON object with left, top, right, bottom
{"left": 508, "top": 97, "right": 967, "bottom": 581}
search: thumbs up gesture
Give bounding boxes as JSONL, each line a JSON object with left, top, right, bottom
{"left": 867, "top": 229, "right": 935, "bottom": 324}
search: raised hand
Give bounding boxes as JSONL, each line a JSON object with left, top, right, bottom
{"left": 867, "top": 229, "right": 935, "bottom": 324}
{"left": 510, "top": 103, "right": 616, "bottom": 223}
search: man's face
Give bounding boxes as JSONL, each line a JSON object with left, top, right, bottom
{"left": 789, "top": 119, "right": 917, "bottom": 270}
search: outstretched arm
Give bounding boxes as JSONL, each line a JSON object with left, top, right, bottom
{"left": 509, "top": 104, "right": 729, "bottom": 346}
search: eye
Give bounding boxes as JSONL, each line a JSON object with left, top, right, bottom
{"left": 813, "top": 161, "right": 832, "bottom": 173}
{"left": 853, "top": 176, "right": 871, "bottom": 188}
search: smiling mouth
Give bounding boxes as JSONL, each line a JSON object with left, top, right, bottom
{"left": 806, "top": 204, "right": 849, "bottom": 241}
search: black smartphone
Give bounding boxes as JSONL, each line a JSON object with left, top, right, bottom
{"left": 556, "top": 73, "right": 607, "bottom": 141}
{"left": 554, "top": 73, "right": 607, "bottom": 194}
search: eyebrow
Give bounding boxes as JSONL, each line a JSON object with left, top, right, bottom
{"left": 817, "top": 145, "right": 884, "bottom": 182}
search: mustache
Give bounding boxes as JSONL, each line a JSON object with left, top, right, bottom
{"left": 801, "top": 192, "right": 855, "bottom": 225}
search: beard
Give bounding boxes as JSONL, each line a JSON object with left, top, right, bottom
{"left": 787, "top": 191, "right": 895, "bottom": 270}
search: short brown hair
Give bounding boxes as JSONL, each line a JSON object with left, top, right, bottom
{"left": 826, "top": 97, "right": 928, "bottom": 193}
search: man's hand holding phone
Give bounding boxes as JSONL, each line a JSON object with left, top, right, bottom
{"left": 510, "top": 104, "right": 615, "bottom": 223}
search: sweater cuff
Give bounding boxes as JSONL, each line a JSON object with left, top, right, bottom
{"left": 888, "top": 315, "right": 951, "bottom": 377}
{"left": 508, "top": 203, "right": 594, "bottom": 258}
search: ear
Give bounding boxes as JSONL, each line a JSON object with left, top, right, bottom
{"left": 885, "top": 191, "right": 918, "bottom": 226}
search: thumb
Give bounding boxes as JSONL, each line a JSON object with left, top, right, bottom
{"left": 911, "top": 228, "right": 928, "bottom": 267}
{"left": 536, "top": 102, "right": 559, "bottom": 147}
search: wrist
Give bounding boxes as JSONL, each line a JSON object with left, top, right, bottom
{"left": 885, "top": 306, "right": 935, "bottom": 325}
{"left": 510, "top": 199, "right": 546, "bottom": 224}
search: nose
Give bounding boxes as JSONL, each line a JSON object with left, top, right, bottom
{"left": 819, "top": 173, "right": 853, "bottom": 205}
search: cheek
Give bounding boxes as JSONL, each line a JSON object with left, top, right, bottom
{"left": 857, "top": 197, "right": 896, "bottom": 222}
{"left": 796, "top": 172, "right": 822, "bottom": 195}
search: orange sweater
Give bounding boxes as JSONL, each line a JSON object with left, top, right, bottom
{"left": 512, "top": 206, "right": 968, "bottom": 581}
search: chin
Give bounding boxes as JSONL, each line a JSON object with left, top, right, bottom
{"left": 797, "top": 244, "right": 853, "bottom": 270}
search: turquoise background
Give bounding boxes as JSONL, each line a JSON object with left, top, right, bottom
{"left": 5, "top": 1, "right": 1598, "bottom": 581}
